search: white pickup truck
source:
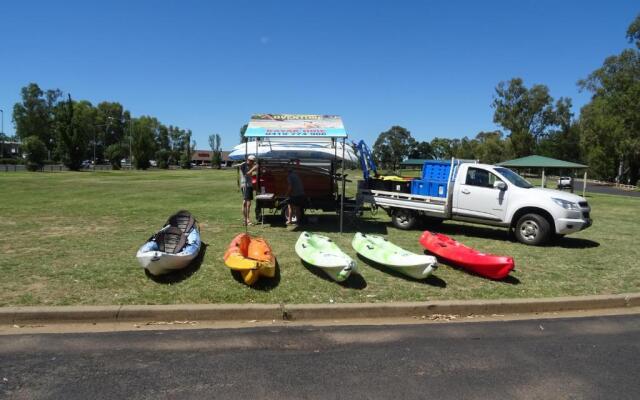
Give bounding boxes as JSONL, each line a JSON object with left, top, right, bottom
{"left": 357, "top": 160, "right": 592, "bottom": 245}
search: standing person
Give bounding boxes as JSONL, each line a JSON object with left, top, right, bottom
{"left": 286, "top": 165, "right": 305, "bottom": 225}
{"left": 240, "top": 155, "right": 258, "bottom": 226}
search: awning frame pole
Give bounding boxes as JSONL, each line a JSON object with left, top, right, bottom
{"left": 541, "top": 168, "right": 545, "bottom": 188}
{"left": 583, "top": 170, "right": 587, "bottom": 198}
{"left": 340, "top": 137, "right": 345, "bottom": 234}
{"left": 245, "top": 139, "right": 248, "bottom": 234}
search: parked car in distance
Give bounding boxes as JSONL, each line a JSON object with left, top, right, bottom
{"left": 557, "top": 176, "right": 573, "bottom": 189}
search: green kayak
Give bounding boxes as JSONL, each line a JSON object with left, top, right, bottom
{"left": 295, "top": 232, "right": 357, "bottom": 282}
{"left": 352, "top": 232, "right": 437, "bottom": 279}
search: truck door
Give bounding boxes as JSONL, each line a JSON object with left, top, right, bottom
{"left": 454, "top": 166, "right": 508, "bottom": 220}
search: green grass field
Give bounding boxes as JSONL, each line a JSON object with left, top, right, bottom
{"left": 0, "top": 169, "right": 638, "bottom": 306}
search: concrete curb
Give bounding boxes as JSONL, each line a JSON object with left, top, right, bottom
{"left": 1, "top": 294, "right": 639, "bottom": 325}
{"left": 283, "top": 294, "right": 640, "bottom": 321}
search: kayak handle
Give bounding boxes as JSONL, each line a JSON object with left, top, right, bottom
{"left": 366, "top": 245, "right": 374, "bottom": 250}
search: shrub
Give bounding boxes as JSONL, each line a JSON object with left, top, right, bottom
{"left": 180, "top": 154, "right": 191, "bottom": 169}
{"left": 0, "top": 158, "right": 22, "bottom": 165}
{"left": 22, "top": 136, "right": 47, "bottom": 171}
{"left": 156, "top": 149, "right": 171, "bottom": 169}
{"left": 105, "top": 144, "right": 125, "bottom": 170}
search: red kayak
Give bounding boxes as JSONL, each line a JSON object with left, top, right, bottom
{"left": 419, "top": 231, "right": 514, "bottom": 280}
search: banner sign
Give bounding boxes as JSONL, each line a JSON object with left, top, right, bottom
{"left": 244, "top": 114, "right": 347, "bottom": 138}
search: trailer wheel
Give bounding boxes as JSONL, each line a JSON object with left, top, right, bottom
{"left": 255, "top": 207, "right": 264, "bottom": 222}
{"left": 391, "top": 209, "right": 417, "bottom": 230}
{"left": 515, "top": 213, "right": 551, "bottom": 245}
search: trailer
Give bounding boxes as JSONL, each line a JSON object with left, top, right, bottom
{"left": 238, "top": 114, "right": 357, "bottom": 231}
{"left": 254, "top": 159, "right": 354, "bottom": 223}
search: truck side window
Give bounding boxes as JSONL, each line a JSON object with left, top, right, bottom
{"left": 465, "top": 168, "right": 502, "bottom": 188}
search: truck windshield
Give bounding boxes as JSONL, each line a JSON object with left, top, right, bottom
{"left": 494, "top": 167, "right": 534, "bottom": 188}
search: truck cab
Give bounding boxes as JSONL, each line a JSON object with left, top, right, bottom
{"left": 450, "top": 163, "right": 592, "bottom": 245}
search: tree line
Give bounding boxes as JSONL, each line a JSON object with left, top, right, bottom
{"left": 373, "top": 13, "right": 640, "bottom": 184}
{"left": 6, "top": 84, "right": 197, "bottom": 171}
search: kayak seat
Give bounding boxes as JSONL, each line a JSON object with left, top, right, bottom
{"left": 165, "top": 210, "right": 196, "bottom": 234}
{"left": 155, "top": 227, "right": 187, "bottom": 254}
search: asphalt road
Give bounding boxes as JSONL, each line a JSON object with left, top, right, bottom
{"left": 1, "top": 314, "right": 639, "bottom": 400}
{"left": 573, "top": 182, "right": 640, "bottom": 197}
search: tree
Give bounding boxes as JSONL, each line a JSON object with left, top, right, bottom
{"left": 94, "top": 102, "right": 127, "bottom": 162}
{"left": 156, "top": 124, "right": 170, "bottom": 151}
{"left": 627, "top": 13, "right": 640, "bottom": 48}
{"left": 12, "top": 83, "right": 61, "bottom": 155}
{"left": 105, "top": 143, "right": 125, "bottom": 170}
{"left": 180, "top": 130, "right": 193, "bottom": 169}
{"left": 372, "top": 126, "right": 415, "bottom": 171}
{"left": 492, "top": 78, "right": 559, "bottom": 157}
{"left": 429, "top": 138, "right": 455, "bottom": 159}
{"left": 55, "top": 95, "right": 93, "bottom": 171}
{"left": 209, "top": 133, "right": 222, "bottom": 169}
{"left": 455, "top": 137, "right": 477, "bottom": 159}
{"left": 240, "top": 124, "right": 248, "bottom": 143}
{"left": 474, "top": 131, "right": 509, "bottom": 164}
{"left": 131, "top": 116, "right": 159, "bottom": 170}
{"left": 22, "top": 136, "right": 47, "bottom": 171}
{"left": 169, "top": 125, "right": 188, "bottom": 165}
{"left": 579, "top": 18, "right": 640, "bottom": 183}
{"left": 408, "top": 141, "right": 433, "bottom": 159}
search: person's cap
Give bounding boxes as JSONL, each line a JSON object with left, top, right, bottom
{"left": 248, "top": 155, "right": 256, "bottom": 161}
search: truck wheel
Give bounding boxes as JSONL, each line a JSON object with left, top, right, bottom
{"left": 515, "top": 213, "right": 551, "bottom": 245}
{"left": 391, "top": 209, "right": 417, "bottom": 230}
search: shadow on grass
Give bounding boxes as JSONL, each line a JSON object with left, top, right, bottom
{"left": 300, "top": 215, "right": 388, "bottom": 235}
{"left": 430, "top": 222, "right": 601, "bottom": 249}
{"left": 552, "top": 237, "right": 600, "bottom": 249}
{"left": 300, "top": 260, "right": 367, "bottom": 289}
{"left": 356, "top": 254, "right": 446, "bottom": 288}
{"left": 145, "top": 243, "right": 207, "bottom": 284}
{"left": 256, "top": 212, "right": 388, "bottom": 235}
{"left": 431, "top": 223, "right": 513, "bottom": 242}
{"left": 230, "top": 260, "right": 281, "bottom": 291}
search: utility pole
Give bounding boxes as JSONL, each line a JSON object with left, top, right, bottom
{"left": 129, "top": 118, "right": 133, "bottom": 169}
{"left": 0, "top": 109, "right": 4, "bottom": 158}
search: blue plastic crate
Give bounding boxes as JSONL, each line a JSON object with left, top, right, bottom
{"left": 411, "top": 179, "right": 448, "bottom": 198}
{"left": 421, "top": 160, "right": 451, "bottom": 181}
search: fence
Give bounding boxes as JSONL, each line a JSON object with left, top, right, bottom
{"left": 0, "top": 164, "right": 117, "bottom": 172}
{"left": 590, "top": 179, "right": 638, "bottom": 191}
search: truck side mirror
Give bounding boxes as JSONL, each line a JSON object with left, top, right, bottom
{"left": 494, "top": 181, "right": 507, "bottom": 190}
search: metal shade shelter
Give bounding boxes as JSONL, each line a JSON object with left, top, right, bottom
{"left": 497, "top": 155, "right": 589, "bottom": 196}
{"left": 243, "top": 114, "right": 349, "bottom": 233}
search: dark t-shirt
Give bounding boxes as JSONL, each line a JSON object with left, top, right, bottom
{"left": 287, "top": 170, "right": 305, "bottom": 196}
{"left": 240, "top": 163, "right": 254, "bottom": 188}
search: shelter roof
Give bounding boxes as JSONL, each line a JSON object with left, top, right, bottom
{"left": 497, "top": 155, "right": 587, "bottom": 169}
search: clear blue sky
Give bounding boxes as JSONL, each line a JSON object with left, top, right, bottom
{"left": 1, "top": 1, "right": 637, "bottom": 150}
